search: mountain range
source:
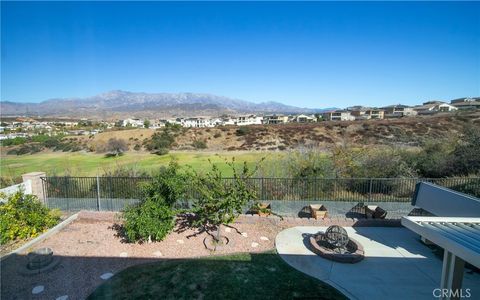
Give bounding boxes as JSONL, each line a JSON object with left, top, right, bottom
{"left": 0, "top": 90, "right": 333, "bottom": 120}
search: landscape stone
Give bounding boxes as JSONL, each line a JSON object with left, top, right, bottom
{"left": 32, "top": 285, "right": 44, "bottom": 294}
{"left": 100, "top": 273, "right": 113, "bottom": 280}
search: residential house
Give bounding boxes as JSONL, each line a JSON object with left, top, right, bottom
{"left": 292, "top": 114, "right": 316, "bottom": 123}
{"left": 121, "top": 118, "right": 144, "bottom": 128}
{"left": 381, "top": 104, "right": 417, "bottom": 118}
{"left": 322, "top": 110, "right": 355, "bottom": 121}
{"left": 349, "top": 107, "right": 384, "bottom": 120}
{"left": 414, "top": 101, "right": 458, "bottom": 115}
{"left": 263, "top": 115, "right": 289, "bottom": 125}
{"left": 236, "top": 115, "right": 263, "bottom": 126}
{"left": 450, "top": 97, "right": 480, "bottom": 110}
{"left": 182, "top": 117, "right": 215, "bottom": 128}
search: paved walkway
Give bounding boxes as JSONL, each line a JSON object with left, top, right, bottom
{"left": 275, "top": 226, "right": 480, "bottom": 300}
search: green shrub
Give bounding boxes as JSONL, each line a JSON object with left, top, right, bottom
{"left": 0, "top": 137, "right": 27, "bottom": 146}
{"left": 0, "top": 191, "right": 61, "bottom": 244}
{"left": 122, "top": 198, "right": 175, "bottom": 243}
{"left": 192, "top": 140, "right": 207, "bottom": 149}
{"left": 152, "top": 148, "right": 169, "bottom": 155}
{"left": 121, "top": 161, "right": 189, "bottom": 243}
{"left": 133, "top": 144, "right": 141, "bottom": 151}
{"left": 451, "top": 125, "right": 480, "bottom": 176}
{"left": 43, "top": 137, "right": 62, "bottom": 148}
{"left": 146, "top": 130, "right": 175, "bottom": 150}
{"left": 235, "top": 127, "right": 250, "bottom": 136}
{"left": 213, "top": 133, "right": 221, "bottom": 138}
{"left": 6, "top": 149, "right": 18, "bottom": 155}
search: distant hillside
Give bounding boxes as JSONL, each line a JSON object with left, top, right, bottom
{"left": 73, "top": 112, "right": 479, "bottom": 152}
{"left": 0, "top": 90, "right": 330, "bottom": 119}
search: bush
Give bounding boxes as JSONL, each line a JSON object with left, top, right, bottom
{"left": 213, "top": 132, "right": 221, "bottom": 138}
{"left": 106, "top": 138, "right": 128, "bottom": 156}
{"left": 146, "top": 129, "right": 176, "bottom": 151}
{"left": 122, "top": 198, "right": 175, "bottom": 243}
{"left": 0, "top": 137, "right": 27, "bottom": 146}
{"left": 451, "top": 125, "right": 480, "bottom": 176}
{"left": 6, "top": 149, "right": 18, "bottom": 155}
{"left": 121, "top": 161, "right": 190, "bottom": 243}
{"left": 152, "top": 148, "right": 169, "bottom": 156}
{"left": 235, "top": 127, "right": 250, "bottom": 136}
{"left": 192, "top": 140, "right": 207, "bottom": 149}
{"left": 0, "top": 191, "right": 61, "bottom": 244}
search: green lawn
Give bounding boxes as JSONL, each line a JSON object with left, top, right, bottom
{"left": 87, "top": 251, "right": 346, "bottom": 300}
{"left": 0, "top": 151, "right": 279, "bottom": 179}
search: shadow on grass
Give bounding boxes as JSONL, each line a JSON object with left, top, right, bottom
{"left": 86, "top": 251, "right": 347, "bottom": 300}
{"left": 1, "top": 251, "right": 347, "bottom": 300}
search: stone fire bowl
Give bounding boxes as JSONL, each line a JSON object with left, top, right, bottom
{"left": 309, "top": 234, "right": 364, "bottom": 264}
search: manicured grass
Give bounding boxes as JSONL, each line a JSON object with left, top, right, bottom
{"left": 0, "top": 151, "right": 279, "bottom": 178}
{"left": 87, "top": 251, "right": 346, "bottom": 300}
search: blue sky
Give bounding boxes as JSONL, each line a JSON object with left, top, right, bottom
{"left": 1, "top": 1, "right": 479, "bottom": 108}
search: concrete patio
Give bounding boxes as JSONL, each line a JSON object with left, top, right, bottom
{"left": 275, "top": 226, "right": 480, "bottom": 300}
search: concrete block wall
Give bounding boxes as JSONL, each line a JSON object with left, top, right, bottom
{"left": 22, "top": 172, "right": 46, "bottom": 203}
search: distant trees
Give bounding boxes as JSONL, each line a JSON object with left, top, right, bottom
{"left": 143, "top": 119, "right": 150, "bottom": 129}
{"left": 144, "top": 123, "right": 183, "bottom": 155}
{"left": 256, "top": 124, "right": 480, "bottom": 179}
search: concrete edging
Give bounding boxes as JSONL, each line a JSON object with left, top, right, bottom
{"left": 0, "top": 213, "right": 78, "bottom": 262}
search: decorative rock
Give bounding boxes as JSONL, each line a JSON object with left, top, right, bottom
{"left": 100, "top": 273, "right": 113, "bottom": 280}
{"left": 251, "top": 242, "right": 259, "bottom": 248}
{"left": 241, "top": 232, "right": 248, "bottom": 238}
{"left": 56, "top": 296, "right": 69, "bottom": 300}
{"left": 153, "top": 251, "right": 163, "bottom": 257}
{"left": 32, "top": 285, "right": 44, "bottom": 294}
{"left": 260, "top": 236, "right": 269, "bottom": 241}
{"left": 224, "top": 228, "right": 232, "bottom": 233}
{"left": 176, "top": 240, "right": 184, "bottom": 244}
{"left": 267, "top": 267, "right": 276, "bottom": 272}
{"left": 119, "top": 252, "right": 128, "bottom": 257}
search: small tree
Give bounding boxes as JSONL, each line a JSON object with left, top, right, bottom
{"left": 190, "top": 157, "right": 262, "bottom": 249}
{"left": 143, "top": 119, "right": 151, "bottom": 129}
{"left": 106, "top": 138, "right": 128, "bottom": 157}
{"left": 121, "top": 160, "right": 190, "bottom": 243}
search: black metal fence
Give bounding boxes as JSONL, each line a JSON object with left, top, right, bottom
{"left": 41, "top": 176, "right": 480, "bottom": 214}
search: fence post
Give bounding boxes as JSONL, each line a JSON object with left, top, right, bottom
{"left": 261, "top": 178, "right": 265, "bottom": 200}
{"left": 96, "top": 176, "right": 101, "bottom": 211}
{"left": 368, "top": 178, "right": 373, "bottom": 202}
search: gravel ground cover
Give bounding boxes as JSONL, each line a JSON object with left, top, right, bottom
{"left": 0, "top": 211, "right": 400, "bottom": 300}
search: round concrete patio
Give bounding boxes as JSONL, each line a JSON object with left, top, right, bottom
{"left": 275, "top": 226, "right": 480, "bottom": 300}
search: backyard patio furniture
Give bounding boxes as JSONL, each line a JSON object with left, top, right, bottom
{"left": 403, "top": 182, "right": 480, "bottom": 299}
{"left": 364, "top": 205, "right": 387, "bottom": 219}
{"left": 402, "top": 216, "right": 480, "bottom": 298}
{"left": 309, "top": 204, "right": 328, "bottom": 219}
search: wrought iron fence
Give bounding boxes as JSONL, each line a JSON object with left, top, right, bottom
{"left": 41, "top": 176, "right": 480, "bottom": 213}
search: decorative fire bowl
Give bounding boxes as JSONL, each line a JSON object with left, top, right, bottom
{"left": 28, "top": 247, "right": 54, "bottom": 270}
{"left": 308, "top": 226, "right": 364, "bottom": 264}
{"left": 19, "top": 247, "right": 60, "bottom": 275}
